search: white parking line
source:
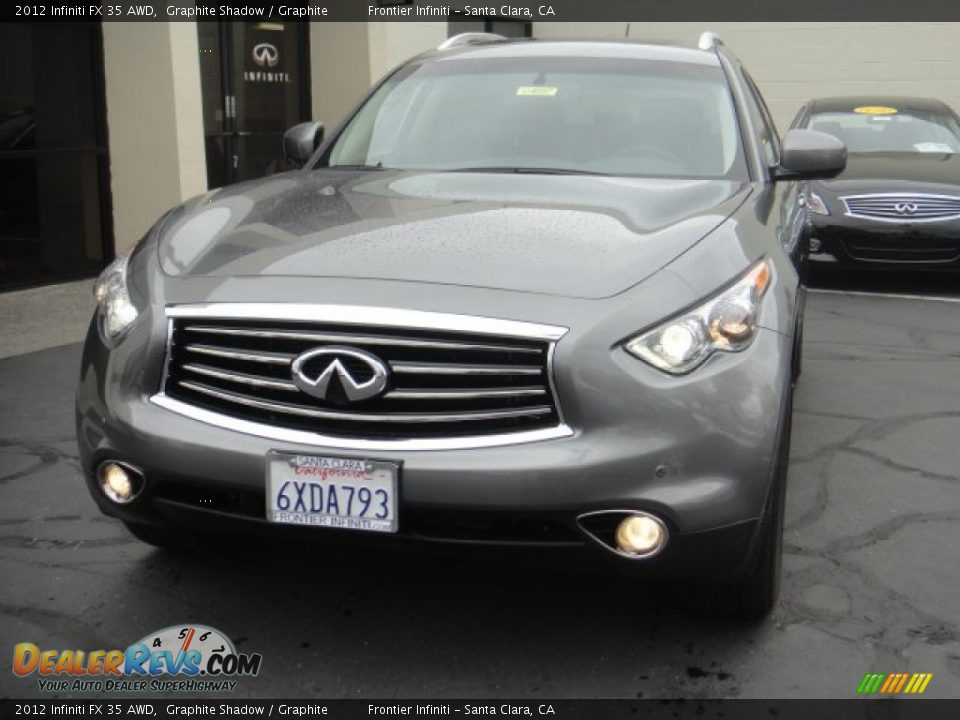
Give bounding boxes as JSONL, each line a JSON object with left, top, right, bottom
{"left": 809, "top": 288, "right": 960, "bottom": 304}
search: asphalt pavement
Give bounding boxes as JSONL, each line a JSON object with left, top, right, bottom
{"left": 1, "top": 273, "right": 959, "bottom": 700}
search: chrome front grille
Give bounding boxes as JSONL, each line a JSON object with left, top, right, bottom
{"left": 842, "top": 194, "right": 960, "bottom": 223}
{"left": 158, "top": 306, "right": 567, "bottom": 445}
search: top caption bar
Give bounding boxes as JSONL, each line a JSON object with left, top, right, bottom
{"left": 5, "top": 0, "right": 960, "bottom": 21}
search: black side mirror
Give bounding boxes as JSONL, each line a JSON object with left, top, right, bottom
{"left": 774, "top": 129, "right": 846, "bottom": 181}
{"left": 283, "top": 122, "right": 325, "bottom": 166}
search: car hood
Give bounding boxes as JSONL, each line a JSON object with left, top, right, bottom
{"left": 158, "top": 170, "right": 749, "bottom": 299}
{"left": 815, "top": 152, "right": 960, "bottom": 194}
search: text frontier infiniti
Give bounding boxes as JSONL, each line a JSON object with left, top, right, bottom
{"left": 368, "top": 4, "right": 557, "bottom": 17}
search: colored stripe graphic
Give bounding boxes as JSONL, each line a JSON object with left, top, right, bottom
{"left": 857, "top": 673, "right": 884, "bottom": 694}
{"left": 893, "top": 673, "right": 909, "bottom": 693}
{"left": 880, "top": 674, "right": 897, "bottom": 693}
{"left": 858, "top": 673, "right": 932, "bottom": 694}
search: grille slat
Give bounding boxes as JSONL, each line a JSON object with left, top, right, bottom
{"left": 385, "top": 387, "right": 547, "bottom": 400}
{"left": 164, "top": 316, "right": 563, "bottom": 440}
{"left": 184, "top": 325, "right": 542, "bottom": 354}
{"left": 842, "top": 194, "right": 960, "bottom": 222}
{"left": 390, "top": 361, "right": 543, "bottom": 376}
{"left": 181, "top": 363, "right": 299, "bottom": 391}
{"left": 185, "top": 344, "right": 295, "bottom": 364}
{"left": 178, "top": 380, "right": 555, "bottom": 424}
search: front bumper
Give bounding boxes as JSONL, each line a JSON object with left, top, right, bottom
{"left": 76, "top": 292, "right": 793, "bottom": 581}
{"left": 808, "top": 214, "right": 960, "bottom": 269}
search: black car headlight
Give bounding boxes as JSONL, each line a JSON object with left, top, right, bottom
{"left": 93, "top": 253, "right": 140, "bottom": 341}
{"left": 624, "top": 258, "right": 772, "bottom": 375}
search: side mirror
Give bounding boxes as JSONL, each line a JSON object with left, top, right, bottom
{"left": 283, "top": 121, "right": 325, "bottom": 166}
{"left": 774, "top": 129, "right": 846, "bottom": 180}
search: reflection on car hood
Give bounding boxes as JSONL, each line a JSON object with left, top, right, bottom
{"left": 817, "top": 152, "right": 960, "bottom": 194}
{"left": 158, "top": 170, "right": 749, "bottom": 299}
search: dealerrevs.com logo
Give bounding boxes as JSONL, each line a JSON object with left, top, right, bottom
{"left": 12, "top": 624, "right": 262, "bottom": 693}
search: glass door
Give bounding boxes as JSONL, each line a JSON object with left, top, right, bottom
{"left": 198, "top": 21, "right": 310, "bottom": 188}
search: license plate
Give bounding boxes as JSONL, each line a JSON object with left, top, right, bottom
{"left": 266, "top": 452, "right": 399, "bottom": 533}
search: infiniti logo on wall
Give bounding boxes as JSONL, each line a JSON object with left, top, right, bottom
{"left": 291, "top": 347, "right": 389, "bottom": 403}
{"left": 245, "top": 42, "right": 290, "bottom": 84}
{"left": 251, "top": 42, "right": 279, "bottom": 68}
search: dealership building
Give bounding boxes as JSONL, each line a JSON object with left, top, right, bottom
{"left": 2, "top": 20, "right": 959, "bottom": 290}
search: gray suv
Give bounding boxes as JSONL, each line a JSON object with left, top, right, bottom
{"left": 76, "top": 33, "right": 845, "bottom": 618}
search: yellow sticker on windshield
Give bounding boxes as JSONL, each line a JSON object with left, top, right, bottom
{"left": 853, "top": 106, "right": 898, "bottom": 115}
{"left": 516, "top": 86, "right": 558, "bottom": 97}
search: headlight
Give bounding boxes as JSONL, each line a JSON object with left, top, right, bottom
{"left": 93, "top": 253, "right": 139, "bottom": 340}
{"left": 624, "top": 258, "right": 772, "bottom": 375}
{"left": 803, "top": 191, "right": 829, "bottom": 215}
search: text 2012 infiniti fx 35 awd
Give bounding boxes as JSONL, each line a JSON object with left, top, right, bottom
{"left": 76, "top": 33, "right": 846, "bottom": 618}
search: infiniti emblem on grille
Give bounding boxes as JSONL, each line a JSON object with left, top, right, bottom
{"left": 895, "top": 202, "right": 919, "bottom": 215}
{"left": 291, "top": 347, "right": 388, "bottom": 403}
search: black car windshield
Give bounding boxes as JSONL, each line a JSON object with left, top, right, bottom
{"left": 806, "top": 106, "right": 960, "bottom": 154}
{"left": 325, "top": 57, "right": 748, "bottom": 179}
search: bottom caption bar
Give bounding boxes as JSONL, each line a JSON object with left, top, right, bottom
{"left": 0, "top": 700, "right": 957, "bottom": 720}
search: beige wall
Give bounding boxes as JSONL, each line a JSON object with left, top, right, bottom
{"left": 533, "top": 23, "right": 960, "bottom": 131}
{"left": 367, "top": 22, "right": 447, "bottom": 81}
{"left": 309, "top": 22, "right": 447, "bottom": 129}
{"left": 102, "top": 22, "right": 207, "bottom": 251}
{"left": 309, "top": 23, "right": 371, "bottom": 131}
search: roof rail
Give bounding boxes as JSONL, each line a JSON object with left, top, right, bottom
{"left": 437, "top": 32, "right": 507, "bottom": 51}
{"left": 697, "top": 31, "right": 723, "bottom": 51}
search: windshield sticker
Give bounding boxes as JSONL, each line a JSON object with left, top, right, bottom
{"left": 914, "top": 142, "right": 954, "bottom": 153}
{"left": 516, "top": 86, "right": 558, "bottom": 97}
{"left": 853, "top": 106, "right": 898, "bottom": 115}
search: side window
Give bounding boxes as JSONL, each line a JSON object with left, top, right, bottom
{"left": 739, "top": 69, "right": 779, "bottom": 169}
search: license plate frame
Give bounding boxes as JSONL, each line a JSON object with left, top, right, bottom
{"left": 265, "top": 451, "right": 399, "bottom": 533}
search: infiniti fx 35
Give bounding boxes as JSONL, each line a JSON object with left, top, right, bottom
{"left": 76, "top": 34, "right": 846, "bottom": 618}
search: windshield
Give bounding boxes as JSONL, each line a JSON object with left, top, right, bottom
{"left": 806, "top": 107, "right": 960, "bottom": 154}
{"left": 326, "top": 57, "right": 747, "bottom": 179}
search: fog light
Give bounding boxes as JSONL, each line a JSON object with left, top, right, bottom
{"left": 615, "top": 514, "right": 667, "bottom": 557}
{"left": 98, "top": 462, "right": 143, "bottom": 504}
{"left": 809, "top": 237, "right": 823, "bottom": 254}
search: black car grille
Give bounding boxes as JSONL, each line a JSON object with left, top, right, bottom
{"left": 842, "top": 194, "right": 960, "bottom": 222}
{"left": 842, "top": 238, "right": 960, "bottom": 264}
{"left": 162, "top": 317, "right": 562, "bottom": 440}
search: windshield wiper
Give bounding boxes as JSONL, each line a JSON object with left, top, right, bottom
{"left": 450, "top": 166, "right": 608, "bottom": 176}
{"left": 328, "top": 163, "right": 387, "bottom": 171}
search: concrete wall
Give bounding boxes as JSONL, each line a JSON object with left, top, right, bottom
{"left": 532, "top": 23, "right": 960, "bottom": 131}
{"left": 102, "top": 22, "right": 207, "bottom": 252}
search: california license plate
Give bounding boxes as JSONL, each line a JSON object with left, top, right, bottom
{"left": 266, "top": 452, "right": 399, "bottom": 533}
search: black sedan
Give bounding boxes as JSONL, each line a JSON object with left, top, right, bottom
{"left": 791, "top": 96, "right": 960, "bottom": 271}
